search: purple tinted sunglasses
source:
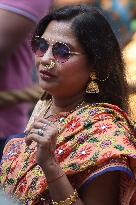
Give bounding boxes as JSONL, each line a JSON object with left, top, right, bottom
{"left": 31, "top": 36, "right": 83, "bottom": 63}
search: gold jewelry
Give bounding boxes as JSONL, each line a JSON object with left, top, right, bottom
{"left": 43, "top": 99, "right": 85, "bottom": 119}
{"left": 52, "top": 189, "right": 78, "bottom": 205}
{"left": 98, "top": 72, "right": 110, "bottom": 82}
{"left": 43, "top": 99, "right": 52, "bottom": 118}
{"left": 47, "top": 172, "right": 65, "bottom": 183}
{"left": 86, "top": 72, "right": 99, "bottom": 94}
{"left": 40, "top": 60, "right": 55, "bottom": 70}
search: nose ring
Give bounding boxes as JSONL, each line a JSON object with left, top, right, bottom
{"left": 40, "top": 60, "right": 55, "bottom": 70}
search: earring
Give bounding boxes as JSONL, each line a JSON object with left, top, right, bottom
{"left": 86, "top": 72, "right": 99, "bottom": 94}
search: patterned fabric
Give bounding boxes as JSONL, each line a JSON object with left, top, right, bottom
{"left": 0, "top": 101, "right": 136, "bottom": 205}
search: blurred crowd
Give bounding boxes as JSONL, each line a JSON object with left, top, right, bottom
{"left": 54, "top": 0, "right": 136, "bottom": 47}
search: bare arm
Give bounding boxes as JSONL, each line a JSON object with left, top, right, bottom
{"left": 80, "top": 171, "right": 120, "bottom": 205}
{"left": 0, "top": 9, "right": 35, "bottom": 65}
{"left": 26, "top": 118, "right": 121, "bottom": 205}
{"left": 43, "top": 159, "right": 120, "bottom": 205}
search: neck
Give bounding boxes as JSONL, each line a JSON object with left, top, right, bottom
{"left": 50, "top": 93, "right": 85, "bottom": 115}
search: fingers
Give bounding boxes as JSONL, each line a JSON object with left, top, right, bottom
{"left": 25, "top": 118, "right": 58, "bottom": 147}
{"left": 25, "top": 128, "right": 54, "bottom": 146}
{"left": 25, "top": 122, "right": 35, "bottom": 135}
{"left": 25, "top": 132, "right": 45, "bottom": 146}
{"left": 34, "top": 118, "right": 53, "bottom": 129}
{"left": 25, "top": 118, "right": 53, "bottom": 135}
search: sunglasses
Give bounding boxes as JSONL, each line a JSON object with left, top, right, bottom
{"left": 31, "top": 36, "right": 83, "bottom": 63}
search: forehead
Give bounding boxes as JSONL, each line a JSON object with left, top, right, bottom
{"left": 42, "top": 20, "right": 80, "bottom": 48}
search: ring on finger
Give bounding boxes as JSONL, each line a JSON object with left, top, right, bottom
{"left": 43, "top": 124, "right": 48, "bottom": 130}
{"left": 37, "top": 128, "right": 44, "bottom": 136}
{"left": 48, "top": 121, "right": 52, "bottom": 126}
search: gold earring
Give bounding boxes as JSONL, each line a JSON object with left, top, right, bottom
{"left": 86, "top": 72, "right": 99, "bottom": 94}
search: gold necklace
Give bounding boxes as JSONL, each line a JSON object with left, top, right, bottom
{"left": 43, "top": 99, "right": 52, "bottom": 118}
{"left": 43, "top": 99, "right": 85, "bottom": 118}
{"left": 68, "top": 100, "right": 85, "bottom": 114}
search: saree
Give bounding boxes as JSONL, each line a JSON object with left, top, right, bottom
{"left": 0, "top": 100, "right": 136, "bottom": 205}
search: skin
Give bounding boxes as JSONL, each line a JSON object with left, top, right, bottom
{"left": 25, "top": 20, "right": 120, "bottom": 205}
{"left": 35, "top": 20, "right": 91, "bottom": 112}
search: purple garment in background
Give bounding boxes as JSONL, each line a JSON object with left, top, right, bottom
{"left": 0, "top": 0, "right": 53, "bottom": 137}
{"left": 0, "top": 0, "right": 53, "bottom": 23}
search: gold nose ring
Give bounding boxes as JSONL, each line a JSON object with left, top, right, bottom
{"left": 40, "top": 60, "right": 55, "bottom": 70}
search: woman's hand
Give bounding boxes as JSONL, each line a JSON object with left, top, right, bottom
{"left": 25, "top": 118, "right": 58, "bottom": 168}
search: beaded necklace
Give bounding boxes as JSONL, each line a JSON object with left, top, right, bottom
{"left": 43, "top": 99, "right": 86, "bottom": 119}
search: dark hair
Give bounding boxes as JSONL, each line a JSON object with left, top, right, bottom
{"left": 33, "top": 4, "right": 127, "bottom": 110}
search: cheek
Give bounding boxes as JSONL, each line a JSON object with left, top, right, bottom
{"left": 35, "top": 57, "right": 40, "bottom": 70}
{"left": 59, "top": 61, "right": 90, "bottom": 85}
{"left": 62, "top": 59, "right": 90, "bottom": 77}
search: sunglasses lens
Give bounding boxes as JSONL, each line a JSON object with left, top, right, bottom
{"left": 53, "top": 42, "right": 70, "bottom": 63}
{"left": 31, "top": 37, "right": 48, "bottom": 57}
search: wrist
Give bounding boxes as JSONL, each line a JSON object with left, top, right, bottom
{"left": 41, "top": 157, "right": 59, "bottom": 171}
{"left": 41, "top": 159, "right": 65, "bottom": 185}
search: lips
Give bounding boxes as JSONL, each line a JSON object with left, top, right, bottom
{"left": 39, "top": 69, "right": 56, "bottom": 80}
{"left": 40, "top": 69, "right": 55, "bottom": 76}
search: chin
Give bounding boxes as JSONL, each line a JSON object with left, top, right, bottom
{"left": 39, "top": 82, "right": 49, "bottom": 91}
{"left": 38, "top": 80, "right": 54, "bottom": 94}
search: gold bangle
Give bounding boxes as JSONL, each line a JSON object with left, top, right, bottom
{"left": 52, "top": 189, "right": 78, "bottom": 205}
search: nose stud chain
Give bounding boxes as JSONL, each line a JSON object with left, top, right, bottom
{"left": 40, "top": 60, "right": 55, "bottom": 70}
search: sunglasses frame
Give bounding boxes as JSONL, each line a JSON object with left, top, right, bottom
{"left": 31, "top": 35, "right": 83, "bottom": 63}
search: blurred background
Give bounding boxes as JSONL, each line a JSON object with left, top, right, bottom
{"left": 0, "top": 0, "right": 136, "bottom": 132}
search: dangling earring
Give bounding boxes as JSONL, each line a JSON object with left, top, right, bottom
{"left": 86, "top": 72, "right": 99, "bottom": 94}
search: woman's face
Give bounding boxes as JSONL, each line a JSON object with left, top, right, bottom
{"left": 35, "top": 20, "right": 91, "bottom": 98}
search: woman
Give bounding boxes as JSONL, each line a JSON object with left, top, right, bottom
{"left": 0, "top": 4, "right": 136, "bottom": 205}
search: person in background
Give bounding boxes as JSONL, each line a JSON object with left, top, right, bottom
{"left": 0, "top": 4, "right": 136, "bottom": 205}
{"left": 0, "top": 0, "right": 53, "bottom": 160}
